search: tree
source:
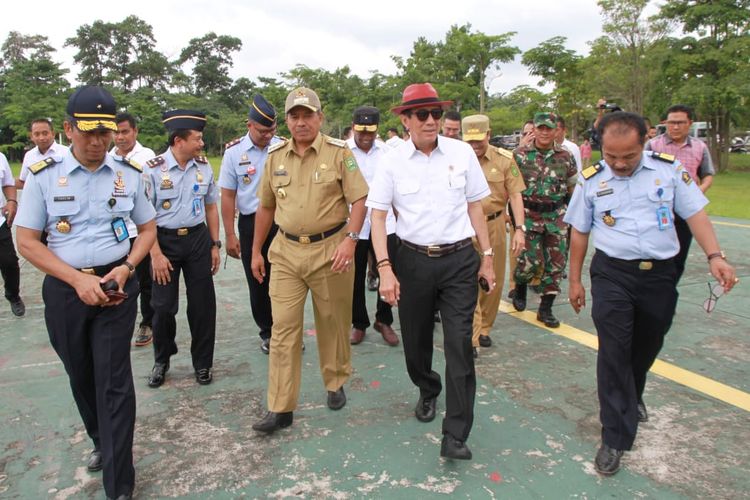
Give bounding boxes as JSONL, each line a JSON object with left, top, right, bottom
{"left": 176, "top": 33, "right": 242, "bottom": 96}
{"left": 657, "top": 0, "right": 750, "bottom": 171}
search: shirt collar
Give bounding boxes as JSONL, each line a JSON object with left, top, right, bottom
{"left": 664, "top": 134, "right": 693, "bottom": 147}
{"left": 64, "top": 149, "right": 115, "bottom": 175}
{"left": 287, "top": 132, "right": 324, "bottom": 157}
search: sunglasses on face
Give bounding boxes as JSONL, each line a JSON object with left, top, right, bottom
{"left": 408, "top": 108, "right": 444, "bottom": 121}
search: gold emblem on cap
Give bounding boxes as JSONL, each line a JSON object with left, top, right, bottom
{"left": 56, "top": 218, "right": 71, "bottom": 234}
{"left": 277, "top": 188, "right": 287, "bottom": 199}
{"left": 58, "top": 177, "right": 68, "bottom": 187}
{"left": 162, "top": 200, "right": 172, "bottom": 210}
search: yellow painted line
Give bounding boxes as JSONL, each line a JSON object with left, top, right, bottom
{"left": 499, "top": 300, "right": 750, "bottom": 413}
{"left": 712, "top": 220, "right": 750, "bottom": 229}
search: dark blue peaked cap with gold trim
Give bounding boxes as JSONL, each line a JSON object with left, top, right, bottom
{"left": 248, "top": 94, "right": 276, "bottom": 127}
{"left": 66, "top": 85, "right": 118, "bottom": 132}
{"left": 162, "top": 109, "right": 207, "bottom": 132}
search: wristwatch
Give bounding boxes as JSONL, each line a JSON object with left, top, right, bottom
{"left": 515, "top": 224, "right": 527, "bottom": 233}
{"left": 212, "top": 240, "right": 222, "bottom": 249}
{"left": 481, "top": 248, "right": 494, "bottom": 257}
{"left": 707, "top": 251, "right": 725, "bottom": 262}
{"left": 346, "top": 232, "right": 360, "bottom": 242}
{"left": 123, "top": 260, "right": 135, "bottom": 278}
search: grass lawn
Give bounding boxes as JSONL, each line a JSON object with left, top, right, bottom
{"left": 8, "top": 153, "right": 750, "bottom": 220}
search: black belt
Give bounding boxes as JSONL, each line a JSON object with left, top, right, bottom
{"left": 157, "top": 223, "right": 205, "bottom": 236}
{"left": 401, "top": 238, "right": 473, "bottom": 258}
{"left": 238, "top": 213, "right": 256, "bottom": 219}
{"left": 523, "top": 198, "right": 565, "bottom": 213}
{"left": 78, "top": 257, "right": 127, "bottom": 277}
{"left": 280, "top": 221, "right": 346, "bottom": 244}
{"left": 486, "top": 210, "right": 503, "bottom": 221}
{"left": 596, "top": 250, "right": 673, "bottom": 271}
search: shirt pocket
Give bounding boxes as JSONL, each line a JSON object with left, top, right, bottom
{"left": 647, "top": 186, "right": 675, "bottom": 203}
{"left": 593, "top": 194, "right": 621, "bottom": 216}
{"left": 396, "top": 179, "right": 420, "bottom": 196}
{"left": 272, "top": 173, "right": 292, "bottom": 189}
{"left": 485, "top": 169, "right": 504, "bottom": 184}
{"left": 156, "top": 187, "right": 178, "bottom": 201}
{"left": 448, "top": 168, "right": 467, "bottom": 190}
{"left": 313, "top": 169, "right": 337, "bottom": 184}
{"left": 105, "top": 196, "right": 134, "bottom": 217}
{"left": 48, "top": 198, "right": 81, "bottom": 218}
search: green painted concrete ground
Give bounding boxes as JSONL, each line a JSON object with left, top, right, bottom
{"left": 0, "top": 217, "right": 748, "bottom": 499}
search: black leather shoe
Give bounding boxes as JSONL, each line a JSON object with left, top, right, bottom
{"left": 440, "top": 434, "right": 472, "bottom": 460}
{"left": 327, "top": 387, "right": 346, "bottom": 410}
{"left": 415, "top": 396, "right": 437, "bottom": 422}
{"left": 87, "top": 449, "right": 102, "bottom": 472}
{"left": 478, "top": 335, "right": 492, "bottom": 347}
{"left": 107, "top": 493, "right": 132, "bottom": 500}
{"left": 195, "top": 368, "right": 212, "bottom": 385}
{"left": 433, "top": 311, "right": 441, "bottom": 323}
{"left": 9, "top": 297, "right": 25, "bottom": 317}
{"left": 594, "top": 444, "right": 624, "bottom": 476}
{"left": 472, "top": 347, "right": 478, "bottom": 359}
{"left": 261, "top": 337, "right": 270, "bottom": 355}
{"left": 536, "top": 294, "right": 560, "bottom": 328}
{"left": 637, "top": 399, "right": 648, "bottom": 422}
{"left": 252, "top": 411, "right": 293, "bottom": 433}
{"left": 512, "top": 284, "right": 527, "bottom": 311}
{"left": 147, "top": 362, "right": 169, "bottom": 388}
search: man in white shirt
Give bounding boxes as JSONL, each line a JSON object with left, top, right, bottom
{"left": 111, "top": 112, "right": 156, "bottom": 347}
{"left": 368, "top": 83, "right": 495, "bottom": 460}
{"left": 556, "top": 115, "right": 582, "bottom": 173}
{"left": 0, "top": 153, "right": 24, "bottom": 316}
{"left": 346, "top": 106, "right": 399, "bottom": 347}
{"left": 17, "top": 118, "right": 67, "bottom": 189}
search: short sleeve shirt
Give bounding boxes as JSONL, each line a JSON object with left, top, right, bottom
{"left": 20, "top": 142, "right": 67, "bottom": 181}
{"left": 479, "top": 146, "right": 526, "bottom": 215}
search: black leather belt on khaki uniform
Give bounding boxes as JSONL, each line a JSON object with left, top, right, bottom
{"left": 485, "top": 210, "right": 503, "bottom": 221}
{"left": 523, "top": 198, "right": 565, "bottom": 213}
{"left": 157, "top": 223, "right": 205, "bottom": 236}
{"left": 78, "top": 256, "right": 127, "bottom": 277}
{"left": 280, "top": 221, "right": 346, "bottom": 244}
{"left": 401, "top": 238, "right": 473, "bottom": 258}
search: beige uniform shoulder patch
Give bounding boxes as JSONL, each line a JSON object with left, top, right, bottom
{"left": 268, "top": 141, "right": 287, "bottom": 154}
{"left": 496, "top": 147, "right": 513, "bottom": 159}
{"left": 326, "top": 136, "right": 346, "bottom": 148}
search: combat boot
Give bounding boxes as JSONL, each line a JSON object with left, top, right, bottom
{"left": 512, "top": 283, "right": 527, "bottom": 311}
{"left": 537, "top": 294, "right": 560, "bottom": 328}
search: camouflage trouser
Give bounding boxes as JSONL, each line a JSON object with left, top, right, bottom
{"left": 514, "top": 214, "right": 567, "bottom": 295}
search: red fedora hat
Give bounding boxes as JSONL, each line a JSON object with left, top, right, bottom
{"left": 391, "top": 83, "right": 454, "bottom": 114}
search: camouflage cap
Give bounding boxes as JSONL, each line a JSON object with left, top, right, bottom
{"left": 285, "top": 87, "right": 322, "bottom": 114}
{"left": 462, "top": 114, "right": 490, "bottom": 141}
{"left": 533, "top": 112, "right": 557, "bottom": 129}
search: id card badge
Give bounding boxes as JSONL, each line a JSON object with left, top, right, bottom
{"left": 656, "top": 206, "right": 673, "bottom": 231}
{"left": 111, "top": 217, "right": 129, "bottom": 242}
{"left": 192, "top": 198, "right": 202, "bottom": 217}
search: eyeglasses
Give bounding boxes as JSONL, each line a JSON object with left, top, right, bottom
{"left": 666, "top": 120, "right": 689, "bottom": 127}
{"left": 703, "top": 281, "right": 725, "bottom": 313}
{"left": 408, "top": 108, "right": 444, "bottom": 122}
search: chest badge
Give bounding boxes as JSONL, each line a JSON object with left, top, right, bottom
{"left": 160, "top": 175, "right": 173, "bottom": 190}
{"left": 602, "top": 211, "right": 616, "bottom": 227}
{"left": 196, "top": 170, "right": 204, "bottom": 183}
{"left": 277, "top": 188, "right": 287, "bottom": 199}
{"left": 162, "top": 200, "right": 172, "bottom": 210}
{"left": 58, "top": 176, "right": 68, "bottom": 187}
{"left": 246, "top": 166, "right": 256, "bottom": 176}
{"left": 242, "top": 176, "right": 251, "bottom": 185}
{"left": 56, "top": 218, "right": 71, "bottom": 233}
{"left": 114, "top": 171, "right": 126, "bottom": 196}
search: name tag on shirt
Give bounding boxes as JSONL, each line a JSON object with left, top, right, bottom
{"left": 656, "top": 206, "right": 673, "bottom": 230}
{"left": 596, "top": 188, "right": 614, "bottom": 197}
{"left": 111, "top": 217, "right": 129, "bottom": 242}
{"left": 54, "top": 196, "right": 75, "bottom": 202}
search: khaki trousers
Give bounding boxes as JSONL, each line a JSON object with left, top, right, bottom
{"left": 472, "top": 214, "right": 506, "bottom": 345}
{"left": 266, "top": 231, "right": 353, "bottom": 412}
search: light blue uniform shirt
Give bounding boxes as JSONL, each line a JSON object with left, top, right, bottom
{"left": 15, "top": 150, "right": 155, "bottom": 268}
{"left": 563, "top": 151, "right": 708, "bottom": 260}
{"left": 145, "top": 148, "right": 218, "bottom": 229}
{"left": 217, "top": 134, "right": 282, "bottom": 215}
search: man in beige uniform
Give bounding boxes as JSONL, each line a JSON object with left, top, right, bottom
{"left": 250, "top": 87, "right": 369, "bottom": 433}
{"left": 462, "top": 115, "right": 526, "bottom": 357}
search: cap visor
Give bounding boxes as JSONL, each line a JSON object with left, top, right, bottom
{"left": 75, "top": 119, "right": 118, "bottom": 132}
{"left": 353, "top": 124, "right": 378, "bottom": 132}
{"left": 286, "top": 104, "right": 319, "bottom": 114}
{"left": 463, "top": 133, "right": 486, "bottom": 141}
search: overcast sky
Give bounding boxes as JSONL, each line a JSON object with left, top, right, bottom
{"left": 6, "top": 0, "right": 610, "bottom": 96}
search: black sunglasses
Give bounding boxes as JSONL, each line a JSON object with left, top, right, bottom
{"left": 408, "top": 108, "right": 444, "bottom": 121}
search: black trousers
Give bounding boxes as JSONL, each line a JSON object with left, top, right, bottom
{"left": 129, "top": 237, "right": 153, "bottom": 328}
{"left": 42, "top": 272, "right": 138, "bottom": 498}
{"left": 151, "top": 224, "right": 216, "bottom": 370}
{"left": 0, "top": 222, "right": 20, "bottom": 301}
{"left": 673, "top": 214, "right": 692, "bottom": 284}
{"left": 238, "top": 213, "right": 277, "bottom": 340}
{"left": 590, "top": 250, "right": 678, "bottom": 450}
{"left": 351, "top": 234, "right": 398, "bottom": 329}
{"left": 396, "top": 243, "right": 479, "bottom": 441}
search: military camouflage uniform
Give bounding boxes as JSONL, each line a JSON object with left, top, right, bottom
{"left": 513, "top": 142, "right": 577, "bottom": 295}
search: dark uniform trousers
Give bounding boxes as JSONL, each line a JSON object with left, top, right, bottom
{"left": 129, "top": 237, "right": 153, "bottom": 328}
{"left": 0, "top": 222, "right": 21, "bottom": 301}
{"left": 396, "top": 243, "right": 479, "bottom": 441}
{"left": 673, "top": 215, "right": 692, "bottom": 283}
{"left": 352, "top": 234, "right": 399, "bottom": 330}
{"left": 42, "top": 272, "right": 138, "bottom": 498}
{"left": 590, "top": 250, "right": 678, "bottom": 450}
{"left": 151, "top": 224, "right": 216, "bottom": 370}
{"left": 238, "top": 213, "right": 277, "bottom": 339}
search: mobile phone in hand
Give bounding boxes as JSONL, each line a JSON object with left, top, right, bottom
{"left": 479, "top": 277, "right": 490, "bottom": 293}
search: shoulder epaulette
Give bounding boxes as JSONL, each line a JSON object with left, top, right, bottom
{"left": 29, "top": 157, "right": 57, "bottom": 175}
{"left": 496, "top": 147, "right": 513, "bottom": 159}
{"left": 195, "top": 155, "right": 208, "bottom": 164}
{"left": 268, "top": 141, "right": 287, "bottom": 154}
{"left": 581, "top": 161, "right": 604, "bottom": 180}
{"left": 651, "top": 152, "right": 676, "bottom": 163}
{"left": 115, "top": 156, "right": 142, "bottom": 172}
{"left": 224, "top": 137, "right": 243, "bottom": 149}
{"left": 326, "top": 136, "right": 346, "bottom": 148}
{"left": 146, "top": 156, "right": 165, "bottom": 168}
